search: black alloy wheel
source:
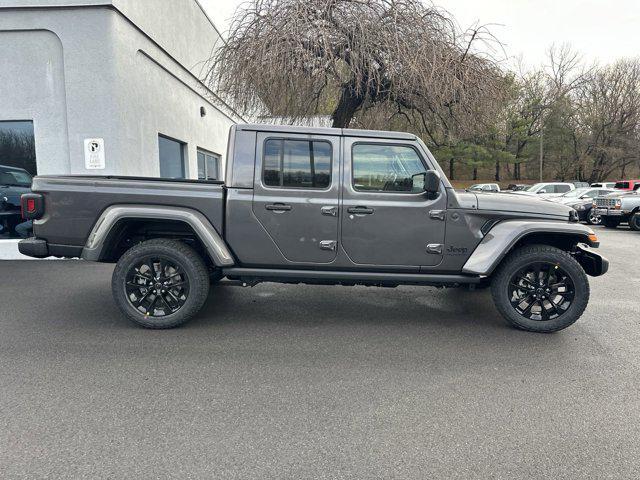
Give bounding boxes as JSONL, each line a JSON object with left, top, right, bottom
{"left": 125, "top": 256, "right": 190, "bottom": 317}
{"left": 507, "top": 262, "right": 574, "bottom": 322}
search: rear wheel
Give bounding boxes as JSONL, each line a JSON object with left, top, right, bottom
{"left": 491, "top": 245, "right": 589, "bottom": 333}
{"left": 112, "top": 239, "right": 210, "bottom": 329}
{"left": 602, "top": 217, "right": 620, "bottom": 229}
{"left": 629, "top": 212, "right": 640, "bottom": 231}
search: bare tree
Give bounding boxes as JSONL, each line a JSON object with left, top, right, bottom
{"left": 573, "top": 59, "right": 640, "bottom": 182}
{"left": 207, "top": 0, "right": 505, "bottom": 132}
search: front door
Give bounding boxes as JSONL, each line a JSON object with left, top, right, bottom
{"left": 341, "top": 138, "right": 447, "bottom": 267}
{"left": 252, "top": 132, "right": 340, "bottom": 265}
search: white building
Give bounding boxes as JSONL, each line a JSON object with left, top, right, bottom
{"left": 0, "top": 0, "right": 243, "bottom": 182}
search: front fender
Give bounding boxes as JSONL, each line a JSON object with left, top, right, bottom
{"left": 462, "top": 220, "right": 597, "bottom": 276}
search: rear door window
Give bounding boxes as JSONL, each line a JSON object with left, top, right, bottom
{"left": 263, "top": 139, "right": 331, "bottom": 189}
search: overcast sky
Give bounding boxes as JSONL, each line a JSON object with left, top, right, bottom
{"left": 199, "top": 0, "right": 640, "bottom": 68}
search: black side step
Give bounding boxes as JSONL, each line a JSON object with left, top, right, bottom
{"left": 222, "top": 268, "right": 482, "bottom": 286}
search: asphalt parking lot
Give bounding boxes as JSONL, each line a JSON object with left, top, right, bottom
{"left": 1, "top": 227, "right": 639, "bottom": 479}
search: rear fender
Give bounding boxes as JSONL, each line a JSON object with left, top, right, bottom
{"left": 82, "top": 205, "right": 235, "bottom": 266}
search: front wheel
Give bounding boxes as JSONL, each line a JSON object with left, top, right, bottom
{"left": 112, "top": 239, "right": 210, "bottom": 329}
{"left": 602, "top": 217, "right": 620, "bottom": 229}
{"left": 629, "top": 213, "right": 640, "bottom": 231}
{"left": 586, "top": 210, "right": 601, "bottom": 225}
{"left": 491, "top": 245, "right": 590, "bottom": 333}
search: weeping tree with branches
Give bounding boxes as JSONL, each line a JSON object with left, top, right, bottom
{"left": 207, "top": 0, "right": 506, "bottom": 138}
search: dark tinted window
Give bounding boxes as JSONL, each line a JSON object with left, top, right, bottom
{"left": 0, "top": 121, "right": 36, "bottom": 175}
{"left": 0, "top": 121, "right": 35, "bottom": 239}
{"left": 352, "top": 144, "right": 425, "bottom": 192}
{"left": 615, "top": 182, "right": 629, "bottom": 189}
{"left": 555, "top": 185, "right": 571, "bottom": 193}
{"left": 159, "top": 135, "right": 186, "bottom": 179}
{"left": 263, "top": 139, "right": 331, "bottom": 189}
{"left": 197, "top": 149, "right": 220, "bottom": 180}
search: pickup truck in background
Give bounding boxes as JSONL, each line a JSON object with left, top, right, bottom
{"left": 594, "top": 186, "right": 640, "bottom": 230}
{"left": 19, "top": 124, "right": 608, "bottom": 333}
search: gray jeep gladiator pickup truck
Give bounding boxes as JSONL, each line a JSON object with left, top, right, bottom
{"left": 19, "top": 124, "right": 608, "bottom": 332}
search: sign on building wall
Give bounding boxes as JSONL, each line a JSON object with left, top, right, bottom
{"left": 84, "top": 138, "right": 106, "bottom": 170}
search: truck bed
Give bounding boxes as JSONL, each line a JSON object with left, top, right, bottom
{"left": 31, "top": 175, "right": 225, "bottom": 249}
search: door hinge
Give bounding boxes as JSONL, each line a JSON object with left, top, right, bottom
{"left": 321, "top": 206, "right": 338, "bottom": 217}
{"left": 319, "top": 240, "right": 338, "bottom": 251}
{"left": 426, "top": 244, "right": 443, "bottom": 255}
{"left": 429, "top": 210, "right": 446, "bottom": 221}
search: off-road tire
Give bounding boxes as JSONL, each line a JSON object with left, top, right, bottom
{"left": 491, "top": 244, "right": 590, "bottom": 333}
{"left": 602, "top": 217, "right": 621, "bottom": 229}
{"left": 629, "top": 212, "right": 640, "bottom": 231}
{"left": 112, "top": 239, "right": 210, "bottom": 329}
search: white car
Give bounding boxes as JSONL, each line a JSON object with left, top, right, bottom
{"left": 467, "top": 183, "right": 500, "bottom": 192}
{"left": 591, "top": 182, "right": 616, "bottom": 189}
{"left": 511, "top": 182, "right": 575, "bottom": 198}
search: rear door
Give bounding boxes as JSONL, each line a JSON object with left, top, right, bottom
{"left": 252, "top": 132, "right": 340, "bottom": 265}
{"left": 340, "top": 138, "right": 447, "bottom": 267}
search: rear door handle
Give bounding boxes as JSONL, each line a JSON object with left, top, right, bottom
{"left": 265, "top": 203, "right": 292, "bottom": 212}
{"left": 347, "top": 206, "right": 374, "bottom": 215}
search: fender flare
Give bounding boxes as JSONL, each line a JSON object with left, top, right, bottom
{"left": 462, "top": 220, "right": 596, "bottom": 276}
{"left": 82, "top": 204, "right": 235, "bottom": 266}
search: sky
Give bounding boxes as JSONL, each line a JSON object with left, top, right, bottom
{"left": 199, "top": 0, "right": 640, "bottom": 69}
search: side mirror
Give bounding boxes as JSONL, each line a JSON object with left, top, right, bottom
{"left": 537, "top": 189, "right": 547, "bottom": 194}
{"left": 425, "top": 170, "right": 441, "bottom": 195}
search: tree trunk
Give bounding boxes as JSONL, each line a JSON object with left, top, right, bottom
{"left": 473, "top": 166, "right": 478, "bottom": 180}
{"left": 495, "top": 160, "right": 500, "bottom": 182}
{"left": 449, "top": 158, "right": 455, "bottom": 180}
{"left": 331, "top": 86, "right": 364, "bottom": 128}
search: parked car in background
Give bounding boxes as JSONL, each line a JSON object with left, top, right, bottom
{"left": 570, "top": 181, "right": 590, "bottom": 188}
{"left": 0, "top": 165, "right": 33, "bottom": 239}
{"left": 613, "top": 180, "right": 640, "bottom": 191}
{"left": 511, "top": 182, "right": 575, "bottom": 198}
{"left": 591, "top": 182, "right": 616, "bottom": 189}
{"left": 505, "top": 184, "right": 528, "bottom": 191}
{"left": 467, "top": 183, "right": 500, "bottom": 192}
{"left": 593, "top": 189, "right": 640, "bottom": 230}
{"left": 553, "top": 187, "right": 616, "bottom": 225}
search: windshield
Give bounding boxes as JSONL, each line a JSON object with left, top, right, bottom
{"left": 525, "top": 183, "right": 543, "bottom": 192}
{"left": 560, "top": 188, "right": 588, "bottom": 198}
{"left": 0, "top": 168, "right": 33, "bottom": 187}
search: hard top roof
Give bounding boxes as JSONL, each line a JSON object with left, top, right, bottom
{"left": 237, "top": 124, "right": 417, "bottom": 141}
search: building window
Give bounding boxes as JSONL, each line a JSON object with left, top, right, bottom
{"left": 0, "top": 121, "right": 36, "bottom": 240}
{"left": 352, "top": 143, "right": 425, "bottom": 193}
{"left": 158, "top": 135, "right": 186, "bottom": 179}
{"left": 197, "top": 149, "right": 220, "bottom": 180}
{"left": 263, "top": 139, "right": 331, "bottom": 189}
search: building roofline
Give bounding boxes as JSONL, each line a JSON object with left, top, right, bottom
{"left": 0, "top": 1, "right": 246, "bottom": 123}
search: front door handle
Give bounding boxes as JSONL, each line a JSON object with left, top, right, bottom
{"left": 321, "top": 206, "right": 338, "bottom": 217}
{"left": 265, "top": 203, "right": 292, "bottom": 212}
{"left": 347, "top": 206, "right": 374, "bottom": 215}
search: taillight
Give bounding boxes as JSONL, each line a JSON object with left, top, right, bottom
{"left": 21, "top": 193, "right": 44, "bottom": 220}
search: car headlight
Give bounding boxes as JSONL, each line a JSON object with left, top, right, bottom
{"left": 572, "top": 203, "right": 586, "bottom": 211}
